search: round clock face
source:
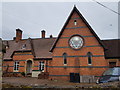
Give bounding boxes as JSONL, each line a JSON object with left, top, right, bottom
{"left": 69, "top": 35, "right": 84, "bottom": 49}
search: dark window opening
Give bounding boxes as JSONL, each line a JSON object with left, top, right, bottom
{"left": 63, "top": 53, "right": 67, "bottom": 65}
{"left": 109, "top": 62, "right": 116, "bottom": 68}
{"left": 87, "top": 52, "right": 92, "bottom": 65}
{"left": 22, "top": 44, "right": 26, "bottom": 49}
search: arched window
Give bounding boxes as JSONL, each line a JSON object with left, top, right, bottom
{"left": 63, "top": 53, "right": 67, "bottom": 65}
{"left": 74, "top": 20, "right": 77, "bottom": 25}
{"left": 87, "top": 52, "right": 92, "bottom": 65}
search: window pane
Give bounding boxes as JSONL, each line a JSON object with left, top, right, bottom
{"left": 88, "top": 56, "right": 92, "bottom": 64}
{"left": 39, "top": 62, "right": 41, "bottom": 70}
{"left": 14, "top": 61, "right": 19, "bottom": 71}
{"left": 103, "top": 68, "right": 114, "bottom": 75}
{"left": 63, "top": 53, "right": 67, "bottom": 64}
{"left": 74, "top": 20, "right": 77, "bottom": 25}
{"left": 87, "top": 52, "right": 92, "bottom": 65}
{"left": 39, "top": 61, "right": 44, "bottom": 71}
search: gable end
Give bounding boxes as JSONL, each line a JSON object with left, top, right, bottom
{"left": 50, "top": 6, "right": 106, "bottom": 52}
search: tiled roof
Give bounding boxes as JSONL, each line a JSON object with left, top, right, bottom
{"left": 32, "top": 38, "right": 56, "bottom": 59}
{"left": 102, "top": 39, "right": 120, "bottom": 59}
{"left": 3, "top": 38, "right": 120, "bottom": 60}
{"left": 3, "top": 39, "right": 32, "bottom": 60}
{"left": 3, "top": 38, "right": 56, "bottom": 60}
{"left": 0, "top": 38, "right": 5, "bottom": 52}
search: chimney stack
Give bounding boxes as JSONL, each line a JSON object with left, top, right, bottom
{"left": 13, "top": 37, "right": 16, "bottom": 40}
{"left": 41, "top": 30, "right": 45, "bottom": 38}
{"left": 50, "top": 35, "right": 53, "bottom": 38}
{"left": 16, "top": 28, "right": 22, "bottom": 42}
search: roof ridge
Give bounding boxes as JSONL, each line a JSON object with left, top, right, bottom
{"left": 101, "top": 39, "right": 120, "bottom": 41}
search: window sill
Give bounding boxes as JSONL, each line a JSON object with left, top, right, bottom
{"left": 13, "top": 70, "right": 19, "bottom": 72}
{"left": 64, "top": 64, "right": 67, "bottom": 66}
{"left": 88, "top": 64, "right": 92, "bottom": 66}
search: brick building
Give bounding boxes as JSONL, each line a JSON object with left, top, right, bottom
{"left": 2, "top": 6, "right": 120, "bottom": 83}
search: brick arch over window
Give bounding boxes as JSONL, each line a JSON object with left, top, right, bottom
{"left": 63, "top": 53, "right": 67, "bottom": 65}
{"left": 87, "top": 52, "right": 93, "bottom": 65}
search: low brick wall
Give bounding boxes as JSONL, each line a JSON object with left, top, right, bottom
{"left": 80, "top": 75, "right": 98, "bottom": 83}
{"left": 2, "top": 72, "right": 23, "bottom": 77}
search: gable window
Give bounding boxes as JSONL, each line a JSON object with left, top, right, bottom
{"left": 39, "top": 61, "right": 44, "bottom": 72}
{"left": 74, "top": 20, "right": 77, "bottom": 25}
{"left": 14, "top": 61, "right": 19, "bottom": 71}
{"left": 63, "top": 53, "right": 67, "bottom": 65}
{"left": 87, "top": 52, "right": 92, "bottom": 65}
{"left": 22, "top": 44, "right": 26, "bottom": 49}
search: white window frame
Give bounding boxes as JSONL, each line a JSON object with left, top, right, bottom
{"left": 39, "top": 61, "right": 45, "bottom": 72}
{"left": 14, "top": 61, "right": 19, "bottom": 72}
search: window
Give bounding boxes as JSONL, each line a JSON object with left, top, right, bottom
{"left": 87, "top": 52, "right": 92, "bottom": 65}
{"left": 74, "top": 20, "right": 77, "bottom": 25}
{"left": 69, "top": 35, "right": 84, "bottom": 49}
{"left": 109, "top": 62, "right": 116, "bottom": 68}
{"left": 22, "top": 44, "right": 26, "bottom": 49}
{"left": 39, "top": 61, "right": 44, "bottom": 71}
{"left": 63, "top": 53, "right": 67, "bottom": 65}
{"left": 14, "top": 61, "right": 19, "bottom": 71}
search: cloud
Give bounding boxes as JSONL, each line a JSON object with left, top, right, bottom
{"left": 2, "top": 2, "right": 118, "bottom": 40}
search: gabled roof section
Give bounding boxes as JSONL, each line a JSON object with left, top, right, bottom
{"left": 102, "top": 39, "right": 120, "bottom": 59}
{"left": 3, "top": 39, "right": 32, "bottom": 60}
{"left": 32, "top": 38, "right": 56, "bottom": 59}
{"left": 50, "top": 6, "right": 106, "bottom": 52}
{"left": 3, "top": 37, "right": 56, "bottom": 60}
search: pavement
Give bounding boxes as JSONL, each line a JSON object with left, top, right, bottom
{"left": 2, "top": 77, "right": 120, "bottom": 88}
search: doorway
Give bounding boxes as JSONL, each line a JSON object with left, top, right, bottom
{"left": 26, "top": 60, "right": 32, "bottom": 74}
{"left": 70, "top": 73, "right": 80, "bottom": 83}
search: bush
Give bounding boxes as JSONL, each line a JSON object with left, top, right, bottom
{"left": 21, "top": 72, "right": 25, "bottom": 76}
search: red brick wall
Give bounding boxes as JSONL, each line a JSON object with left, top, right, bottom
{"left": 33, "top": 60, "right": 48, "bottom": 72}
{"left": 3, "top": 52, "right": 34, "bottom": 73}
{"left": 3, "top": 61, "right": 14, "bottom": 72}
{"left": 3, "top": 51, "right": 49, "bottom": 74}
{"left": 48, "top": 11, "right": 108, "bottom": 81}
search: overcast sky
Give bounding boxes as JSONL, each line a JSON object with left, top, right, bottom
{"left": 0, "top": 1, "right": 119, "bottom": 40}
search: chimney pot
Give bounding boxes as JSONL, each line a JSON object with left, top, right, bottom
{"left": 41, "top": 30, "right": 45, "bottom": 38}
{"left": 13, "top": 37, "right": 16, "bottom": 40}
{"left": 50, "top": 35, "right": 53, "bottom": 38}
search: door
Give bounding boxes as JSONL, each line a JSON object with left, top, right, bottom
{"left": 26, "top": 60, "right": 32, "bottom": 74}
{"left": 74, "top": 73, "right": 80, "bottom": 83}
{"left": 70, "top": 73, "right": 80, "bottom": 83}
